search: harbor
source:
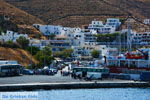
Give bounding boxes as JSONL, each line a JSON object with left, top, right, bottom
{"left": 0, "top": 75, "right": 149, "bottom": 91}
{"left": 0, "top": 0, "right": 150, "bottom": 100}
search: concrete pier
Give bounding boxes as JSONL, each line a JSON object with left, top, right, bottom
{"left": 0, "top": 81, "right": 149, "bottom": 91}
{"left": 0, "top": 75, "right": 149, "bottom": 91}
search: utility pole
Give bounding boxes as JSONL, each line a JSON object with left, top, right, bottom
{"left": 30, "top": 43, "right": 33, "bottom": 69}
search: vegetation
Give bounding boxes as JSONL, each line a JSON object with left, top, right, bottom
{"left": 120, "top": 32, "right": 127, "bottom": 43}
{"left": 16, "top": 36, "right": 29, "bottom": 49}
{"left": 0, "top": 27, "right": 4, "bottom": 35}
{"left": 96, "top": 32, "right": 119, "bottom": 42}
{"left": 26, "top": 46, "right": 40, "bottom": 55}
{"left": 91, "top": 50, "right": 100, "bottom": 58}
{"left": 0, "top": 47, "right": 38, "bottom": 66}
{"left": 54, "top": 49, "right": 74, "bottom": 59}
{"left": 35, "top": 46, "right": 53, "bottom": 67}
{"left": 0, "top": 41, "right": 20, "bottom": 48}
{"left": 48, "top": 34, "right": 56, "bottom": 40}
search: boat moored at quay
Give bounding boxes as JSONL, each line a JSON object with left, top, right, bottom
{"left": 106, "top": 48, "right": 150, "bottom": 81}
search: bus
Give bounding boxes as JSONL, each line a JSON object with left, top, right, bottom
{"left": 72, "top": 67, "right": 109, "bottom": 79}
{"left": 0, "top": 64, "right": 23, "bottom": 77}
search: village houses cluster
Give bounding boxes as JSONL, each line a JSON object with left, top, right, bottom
{"left": 0, "top": 18, "right": 150, "bottom": 60}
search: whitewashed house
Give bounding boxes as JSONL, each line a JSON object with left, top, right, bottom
{"left": 71, "top": 30, "right": 97, "bottom": 58}
{"left": 132, "top": 32, "right": 150, "bottom": 45}
{"left": 33, "top": 24, "right": 63, "bottom": 36}
{"left": 0, "top": 30, "right": 29, "bottom": 42}
{"left": 49, "top": 35, "right": 71, "bottom": 52}
{"left": 88, "top": 20, "right": 116, "bottom": 34}
{"left": 33, "top": 24, "right": 82, "bottom": 37}
{"left": 106, "top": 18, "right": 121, "bottom": 29}
{"left": 88, "top": 21, "right": 104, "bottom": 29}
{"left": 144, "top": 19, "right": 150, "bottom": 25}
{"left": 41, "top": 25, "right": 63, "bottom": 36}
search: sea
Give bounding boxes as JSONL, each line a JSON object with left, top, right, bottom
{"left": 38, "top": 88, "right": 150, "bottom": 100}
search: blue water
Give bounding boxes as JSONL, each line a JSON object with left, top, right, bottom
{"left": 38, "top": 88, "right": 150, "bottom": 100}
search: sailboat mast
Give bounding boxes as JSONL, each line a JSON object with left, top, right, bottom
{"left": 127, "top": 18, "right": 132, "bottom": 52}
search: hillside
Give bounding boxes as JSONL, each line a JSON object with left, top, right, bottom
{"left": 0, "top": 0, "right": 44, "bottom": 25}
{"left": 0, "top": 0, "right": 46, "bottom": 38}
{"left": 4, "top": 0, "right": 150, "bottom": 27}
{"left": 0, "top": 47, "right": 38, "bottom": 66}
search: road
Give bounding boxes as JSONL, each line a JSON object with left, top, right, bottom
{"left": 0, "top": 71, "right": 81, "bottom": 84}
{"left": 0, "top": 71, "right": 143, "bottom": 85}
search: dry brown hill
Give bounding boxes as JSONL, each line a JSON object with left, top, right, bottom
{"left": 0, "top": 0, "right": 44, "bottom": 25}
{"left": 0, "top": 47, "right": 38, "bottom": 66}
{"left": 0, "top": 0, "right": 46, "bottom": 39}
{"left": 4, "top": 0, "right": 150, "bottom": 27}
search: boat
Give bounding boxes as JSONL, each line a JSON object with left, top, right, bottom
{"left": 106, "top": 48, "right": 150, "bottom": 81}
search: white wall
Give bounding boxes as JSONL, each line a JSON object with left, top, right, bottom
{"left": 0, "top": 30, "right": 29, "bottom": 42}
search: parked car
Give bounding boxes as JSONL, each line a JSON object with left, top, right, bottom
{"left": 43, "top": 67, "right": 55, "bottom": 75}
{"left": 23, "top": 69, "right": 34, "bottom": 75}
{"left": 49, "top": 68, "right": 58, "bottom": 74}
{"left": 34, "top": 69, "right": 43, "bottom": 75}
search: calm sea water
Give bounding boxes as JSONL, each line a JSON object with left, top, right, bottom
{"left": 38, "top": 88, "right": 150, "bottom": 100}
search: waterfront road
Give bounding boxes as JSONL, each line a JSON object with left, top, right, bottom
{"left": 0, "top": 75, "right": 146, "bottom": 85}
{"left": 0, "top": 71, "right": 148, "bottom": 85}
{"left": 0, "top": 75, "right": 83, "bottom": 84}
{"left": 0, "top": 72, "right": 149, "bottom": 91}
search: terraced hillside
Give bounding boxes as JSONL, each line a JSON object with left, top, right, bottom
{"left": 4, "top": 0, "right": 150, "bottom": 27}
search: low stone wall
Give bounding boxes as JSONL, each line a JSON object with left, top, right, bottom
{"left": 0, "top": 82, "right": 149, "bottom": 91}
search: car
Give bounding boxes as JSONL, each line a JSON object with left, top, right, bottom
{"left": 23, "top": 69, "right": 34, "bottom": 75}
{"left": 34, "top": 69, "right": 43, "bottom": 75}
{"left": 43, "top": 67, "right": 55, "bottom": 75}
{"left": 49, "top": 68, "right": 58, "bottom": 74}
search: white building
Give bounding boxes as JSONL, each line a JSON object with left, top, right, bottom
{"left": 106, "top": 18, "right": 121, "bottom": 29}
{"left": 33, "top": 24, "right": 82, "bottom": 36}
{"left": 88, "top": 20, "right": 119, "bottom": 34}
{"left": 49, "top": 35, "right": 71, "bottom": 52}
{"left": 0, "top": 30, "right": 29, "bottom": 42}
{"left": 144, "top": 19, "right": 150, "bottom": 25}
{"left": 132, "top": 32, "right": 150, "bottom": 45}
{"left": 0, "top": 60, "right": 18, "bottom": 65}
{"left": 71, "top": 30, "right": 97, "bottom": 58}
{"left": 88, "top": 21, "right": 104, "bottom": 29}
{"left": 39, "top": 25, "right": 63, "bottom": 36}
{"left": 29, "top": 39, "right": 45, "bottom": 50}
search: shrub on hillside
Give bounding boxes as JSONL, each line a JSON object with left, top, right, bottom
{"left": 0, "top": 41, "right": 20, "bottom": 48}
{"left": 16, "top": 36, "right": 29, "bottom": 49}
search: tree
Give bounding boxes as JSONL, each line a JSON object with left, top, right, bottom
{"left": 62, "top": 49, "right": 74, "bottom": 58}
{"left": 35, "top": 46, "right": 53, "bottom": 67}
{"left": 96, "top": 33, "right": 119, "bottom": 42}
{"left": 91, "top": 50, "right": 100, "bottom": 58}
{"left": 16, "top": 36, "right": 29, "bottom": 49}
{"left": 54, "top": 49, "right": 73, "bottom": 59}
{"left": 1, "top": 40, "right": 20, "bottom": 48}
{"left": 48, "top": 34, "right": 56, "bottom": 40}
{"left": 0, "top": 27, "right": 4, "bottom": 35}
{"left": 26, "top": 46, "right": 40, "bottom": 55}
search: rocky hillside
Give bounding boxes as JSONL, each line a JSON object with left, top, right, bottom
{"left": 0, "top": 0, "right": 46, "bottom": 38}
{"left": 0, "top": 47, "right": 38, "bottom": 66}
{"left": 0, "top": 0, "right": 44, "bottom": 25}
{"left": 4, "top": 0, "right": 150, "bottom": 27}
